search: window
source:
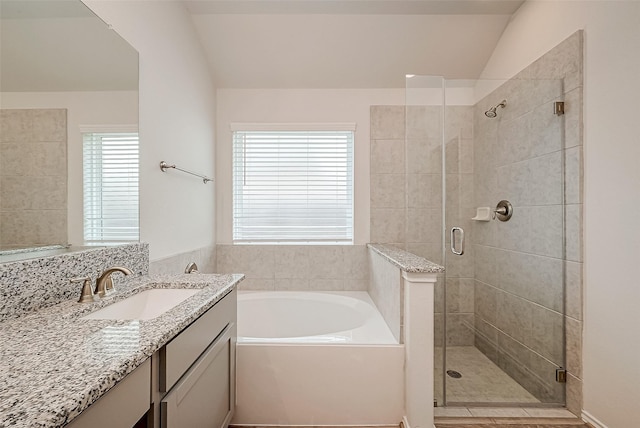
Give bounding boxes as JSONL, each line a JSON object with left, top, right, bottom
{"left": 82, "top": 128, "right": 139, "bottom": 243}
{"left": 232, "top": 124, "right": 355, "bottom": 243}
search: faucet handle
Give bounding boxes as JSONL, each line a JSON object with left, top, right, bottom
{"left": 71, "top": 277, "right": 97, "bottom": 303}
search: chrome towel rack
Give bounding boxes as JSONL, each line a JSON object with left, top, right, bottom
{"left": 159, "top": 161, "right": 212, "bottom": 184}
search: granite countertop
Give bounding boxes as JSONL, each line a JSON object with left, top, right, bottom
{"left": 367, "top": 243, "right": 445, "bottom": 273}
{"left": 0, "top": 273, "right": 244, "bottom": 428}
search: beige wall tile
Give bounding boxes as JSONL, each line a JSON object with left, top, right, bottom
{"left": 566, "top": 316, "right": 583, "bottom": 378}
{"left": 445, "top": 106, "right": 474, "bottom": 140}
{"left": 370, "top": 173, "right": 405, "bottom": 208}
{"left": 150, "top": 245, "right": 216, "bottom": 275}
{"left": 216, "top": 244, "right": 276, "bottom": 279}
{"left": 343, "top": 245, "right": 369, "bottom": 280}
{"left": 474, "top": 280, "right": 498, "bottom": 325}
{"left": 566, "top": 373, "right": 583, "bottom": 416}
{"left": 530, "top": 31, "right": 582, "bottom": 82}
{"left": 498, "top": 113, "right": 532, "bottom": 165}
{"left": 1, "top": 176, "right": 66, "bottom": 210}
{"left": 344, "top": 279, "right": 368, "bottom": 291}
{"left": 0, "top": 108, "right": 67, "bottom": 248}
{"left": 530, "top": 205, "right": 564, "bottom": 258}
{"left": 0, "top": 110, "right": 31, "bottom": 143}
{"left": 0, "top": 210, "right": 66, "bottom": 246}
{"left": 565, "top": 261, "right": 583, "bottom": 320}
{"left": 1, "top": 142, "right": 66, "bottom": 176}
{"left": 565, "top": 146, "right": 583, "bottom": 204}
{"left": 446, "top": 313, "right": 474, "bottom": 346}
{"left": 406, "top": 105, "right": 442, "bottom": 139}
{"left": 527, "top": 151, "right": 563, "bottom": 205}
{"left": 406, "top": 208, "right": 440, "bottom": 244}
{"left": 496, "top": 291, "right": 532, "bottom": 344}
{"left": 528, "top": 305, "right": 564, "bottom": 364}
{"left": 530, "top": 100, "right": 564, "bottom": 158}
{"left": 307, "top": 278, "right": 345, "bottom": 291}
{"left": 368, "top": 248, "right": 402, "bottom": 342}
{"left": 564, "top": 88, "right": 583, "bottom": 149}
{"left": 306, "top": 245, "right": 346, "bottom": 279}
{"left": 238, "top": 278, "right": 275, "bottom": 291}
{"left": 370, "top": 139, "right": 404, "bottom": 173}
{"left": 370, "top": 105, "right": 404, "bottom": 139}
{"left": 565, "top": 203, "right": 583, "bottom": 262}
{"left": 407, "top": 173, "right": 440, "bottom": 209}
{"left": 274, "top": 245, "right": 310, "bottom": 279}
{"left": 406, "top": 138, "right": 442, "bottom": 174}
{"left": 275, "top": 278, "right": 311, "bottom": 290}
{"left": 30, "top": 109, "right": 66, "bottom": 142}
{"left": 370, "top": 208, "right": 405, "bottom": 243}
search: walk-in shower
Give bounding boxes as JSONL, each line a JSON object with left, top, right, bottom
{"left": 405, "top": 73, "right": 572, "bottom": 408}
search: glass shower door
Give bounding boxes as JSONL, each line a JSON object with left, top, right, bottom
{"left": 443, "top": 78, "right": 567, "bottom": 406}
{"left": 406, "top": 75, "right": 568, "bottom": 407}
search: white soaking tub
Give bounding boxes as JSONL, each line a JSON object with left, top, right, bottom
{"left": 233, "top": 291, "right": 404, "bottom": 425}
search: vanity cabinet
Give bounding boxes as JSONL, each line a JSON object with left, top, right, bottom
{"left": 66, "top": 288, "right": 237, "bottom": 428}
{"left": 65, "top": 358, "right": 151, "bottom": 428}
{"left": 152, "top": 288, "right": 237, "bottom": 428}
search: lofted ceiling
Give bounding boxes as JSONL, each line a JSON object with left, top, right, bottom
{"left": 185, "top": 0, "right": 525, "bottom": 88}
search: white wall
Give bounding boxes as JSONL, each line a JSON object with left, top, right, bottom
{"left": 215, "top": 88, "right": 404, "bottom": 245}
{"left": 84, "top": 0, "right": 216, "bottom": 261}
{"left": 0, "top": 91, "right": 138, "bottom": 245}
{"left": 480, "top": 1, "right": 640, "bottom": 427}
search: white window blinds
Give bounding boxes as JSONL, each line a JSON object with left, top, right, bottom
{"left": 232, "top": 125, "right": 354, "bottom": 243}
{"left": 83, "top": 130, "right": 139, "bottom": 243}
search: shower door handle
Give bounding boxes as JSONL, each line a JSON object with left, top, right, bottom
{"left": 451, "top": 227, "right": 465, "bottom": 256}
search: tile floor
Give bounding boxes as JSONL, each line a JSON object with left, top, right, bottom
{"left": 435, "top": 408, "right": 577, "bottom": 418}
{"left": 435, "top": 423, "right": 589, "bottom": 428}
{"left": 435, "top": 346, "right": 540, "bottom": 404}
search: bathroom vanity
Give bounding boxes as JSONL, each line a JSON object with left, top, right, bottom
{"left": 66, "top": 288, "right": 237, "bottom": 428}
{"left": 0, "top": 247, "right": 242, "bottom": 428}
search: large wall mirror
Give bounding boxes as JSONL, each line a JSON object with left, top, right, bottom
{"left": 0, "top": 0, "right": 139, "bottom": 260}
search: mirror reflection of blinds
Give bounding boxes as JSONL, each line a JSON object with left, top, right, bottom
{"left": 232, "top": 129, "right": 354, "bottom": 243}
{"left": 83, "top": 132, "right": 139, "bottom": 242}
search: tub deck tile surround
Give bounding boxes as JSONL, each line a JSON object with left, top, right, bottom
{"left": 0, "top": 272, "right": 243, "bottom": 428}
{"left": 368, "top": 243, "right": 445, "bottom": 273}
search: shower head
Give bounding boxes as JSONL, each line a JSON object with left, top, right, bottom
{"left": 484, "top": 100, "right": 507, "bottom": 118}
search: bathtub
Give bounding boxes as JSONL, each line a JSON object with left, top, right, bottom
{"left": 233, "top": 291, "right": 405, "bottom": 425}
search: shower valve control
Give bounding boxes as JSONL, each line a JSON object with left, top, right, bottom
{"left": 493, "top": 200, "right": 513, "bottom": 222}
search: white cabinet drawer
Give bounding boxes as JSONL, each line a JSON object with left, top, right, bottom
{"left": 160, "top": 289, "right": 236, "bottom": 392}
{"left": 161, "top": 325, "right": 233, "bottom": 428}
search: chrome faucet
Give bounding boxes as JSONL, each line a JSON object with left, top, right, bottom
{"left": 95, "top": 266, "right": 133, "bottom": 297}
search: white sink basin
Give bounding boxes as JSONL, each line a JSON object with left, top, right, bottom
{"left": 82, "top": 288, "right": 200, "bottom": 320}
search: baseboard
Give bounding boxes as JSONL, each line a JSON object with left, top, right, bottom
{"left": 400, "top": 415, "right": 434, "bottom": 428}
{"left": 582, "top": 410, "right": 608, "bottom": 428}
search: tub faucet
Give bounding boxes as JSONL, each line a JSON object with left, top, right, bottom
{"left": 95, "top": 266, "right": 133, "bottom": 297}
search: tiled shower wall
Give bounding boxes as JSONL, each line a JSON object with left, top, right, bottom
{"left": 0, "top": 109, "right": 67, "bottom": 248}
{"left": 370, "top": 104, "right": 475, "bottom": 347}
{"left": 473, "top": 31, "right": 583, "bottom": 408}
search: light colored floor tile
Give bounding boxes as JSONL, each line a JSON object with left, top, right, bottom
{"left": 435, "top": 346, "right": 539, "bottom": 403}
{"left": 522, "top": 407, "right": 577, "bottom": 418}
{"left": 434, "top": 407, "right": 473, "bottom": 417}
{"left": 467, "top": 407, "right": 530, "bottom": 417}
